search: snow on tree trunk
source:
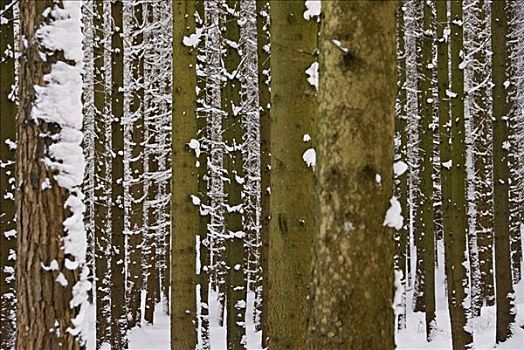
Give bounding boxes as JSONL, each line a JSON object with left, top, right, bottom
{"left": 16, "top": 1, "right": 89, "bottom": 348}
{"left": 0, "top": 0, "right": 17, "bottom": 347}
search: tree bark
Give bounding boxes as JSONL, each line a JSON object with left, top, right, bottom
{"left": 447, "top": 1, "right": 473, "bottom": 348}
{"left": 491, "top": 0, "right": 516, "bottom": 343}
{"left": 414, "top": 0, "right": 436, "bottom": 339}
{"left": 222, "top": 1, "right": 247, "bottom": 348}
{"left": 308, "top": 2, "right": 397, "bottom": 349}
{"left": 0, "top": 0, "right": 17, "bottom": 347}
{"left": 93, "top": 0, "right": 111, "bottom": 346}
{"left": 16, "top": 1, "right": 83, "bottom": 349}
{"left": 256, "top": 0, "right": 270, "bottom": 345}
{"left": 268, "top": 1, "right": 317, "bottom": 348}
{"left": 171, "top": 0, "right": 198, "bottom": 348}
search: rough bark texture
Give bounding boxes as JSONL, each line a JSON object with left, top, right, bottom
{"left": 267, "top": 1, "right": 317, "bottom": 348}
{"left": 491, "top": 0, "right": 516, "bottom": 343}
{"left": 171, "top": 1, "right": 198, "bottom": 348}
{"left": 256, "top": 0, "right": 270, "bottom": 345}
{"left": 308, "top": 2, "right": 396, "bottom": 349}
{"left": 15, "top": 1, "right": 81, "bottom": 349}
{"left": 447, "top": 1, "right": 473, "bottom": 348}
{"left": 222, "top": 1, "right": 247, "bottom": 348}
{"left": 415, "top": 0, "right": 436, "bottom": 338}
{"left": 0, "top": 1, "right": 17, "bottom": 347}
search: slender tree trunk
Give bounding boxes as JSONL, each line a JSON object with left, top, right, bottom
{"left": 256, "top": 0, "right": 270, "bottom": 344}
{"left": 447, "top": 1, "right": 473, "bottom": 348}
{"left": 221, "top": 1, "right": 247, "bottom": 348}
{"left": 93, "top": 0, "right": 111, "bottom": 346}
{"left": 171, "top": 0, "right": 198, "bottom": 348}
{"left": 491, "top": 0, "right": 516, "bottom": 343}
{"left": 394, "top": 2, "right": 409, "bottom": 331}
{"left": 0, "top": 1, "right": 17, "bottom": 347}
{"left": 308, "top": 2, "right": 397, "bottom": 349}
{"left": 195, "top": 1, "right": 210, "bottom": 345}
{"left": 144, "top": 1, "right": 159, "bottom": 325}
{"left": 110, "top": 1, "right": 127, "bottom": 346}
{"left": 16, "top": 1, "right": 84, "bottom": 349}
{"left": 414, "top": 0, "right": 436, "bottom": 339}
{"left": 268, "top": 1, "right": 317, "bottom": 348}
{"left": 127, "top": 0, "right": 145, "bottom": 329}
{"left": 470, "top": 0, "right": 495, "bottom": 307}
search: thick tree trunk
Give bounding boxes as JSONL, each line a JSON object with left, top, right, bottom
{"left": 0, "top": 1, "right": 17, "bottom": 347}
{"left": 491, "top": 0, "right": 516, "bottom": 343}
{"left": 171, "top": 0, "right": 198, "bottom": 348}
{"left": 308, "top": 2, "right": 397, "bottom": 349}
{"left": 267, "top": 1, "right": 317, "bottom": 348}
{"left": 16, "top": 1, "right": 84, "bottom": 349}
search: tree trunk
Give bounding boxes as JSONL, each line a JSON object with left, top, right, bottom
{"left": 171, "top": 0, "right": 198, "bottom": 348}
{"left": 415, "top": 0, "right": 436, "bottom": 339}
{"left": 394, "top": 2, "right": 409, "bottom": 332}
{"left": 0, "top": 0, "right": 17, "bottom": 347}
{"left": 308, "top": 2, "right": 397, "bottom": 349}
{"left": 195, "top": 0, "right": 210, "bottom": 345}
{"left": 126, "top": 0, "right": 145, "bottom": 329}
{"left": 256, "top": 0, "right": 270, "bottom": 344}
{"left": 110, "top": 1, "right": 127, "bottom": 346}
{"left": 268, "top": 1, "right": 317, "bottom": 348}
{"left": 16, "top": 1, "right": 84, "bottom": 349}
{"left": 447, "top": 1, "right": 473, "bottom": 348}
{"left": 470, "top": 0, "right": 495, "bottom": 307}
{"left": 93, "top": 0, "right": 111, "bottom": 346}
{"left": 221, "top": 1, "right": 247, "bottom": 348}
{"left": 491, "top": 0, "right": 516, "bottom": 343}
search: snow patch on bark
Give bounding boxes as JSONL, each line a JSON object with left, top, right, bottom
{"left": 34, "top": 1, "right": 90, "bottom": 342}
{"left": 383, "top": 196, "right": 403, "bottom": 230}
{"left": 302, "top": 148, "right": 316, "bottom": 168}
{"left": 303, "top": 0, "right": 321, "bottom": 21}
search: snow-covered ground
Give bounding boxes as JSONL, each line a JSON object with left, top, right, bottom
{"left": 397, "top": 236, "right": 524, "bottom": 350}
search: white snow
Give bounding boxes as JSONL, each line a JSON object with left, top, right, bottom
{"left": 394, "top": 160, "right": 408, "bottom": 177}
{"left": 305, "top": 61, "right": 319, "bottom": 91}
{"left": 442, "top": 160, "right": 452, "bottom": 169}
{"left": 191, "top": 194, "right": 201, "bottom": 206}
{"left": 302, "top": 148, "right": 316, "bottom": 168}
{"left": 303, "top": 0, "right": 321, "bottom": 21}
{"left": 383, "top": 196, "right": 403, "bottom": 230}
{"left": 182, "top": 28, "right": 203, "bottom": 48}
{"left": 303, "top": 133, "right": 312, "bottom": 142}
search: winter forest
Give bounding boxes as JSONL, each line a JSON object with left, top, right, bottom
{"left": 0, "top": 0, "right": 523, "bottom": 349}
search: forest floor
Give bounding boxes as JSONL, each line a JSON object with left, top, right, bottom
{"left": 85, "top": 236, "right": 524, "bottom": 349}
{"left": 397, "top": 235, "right": 524, "bottom": 350}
